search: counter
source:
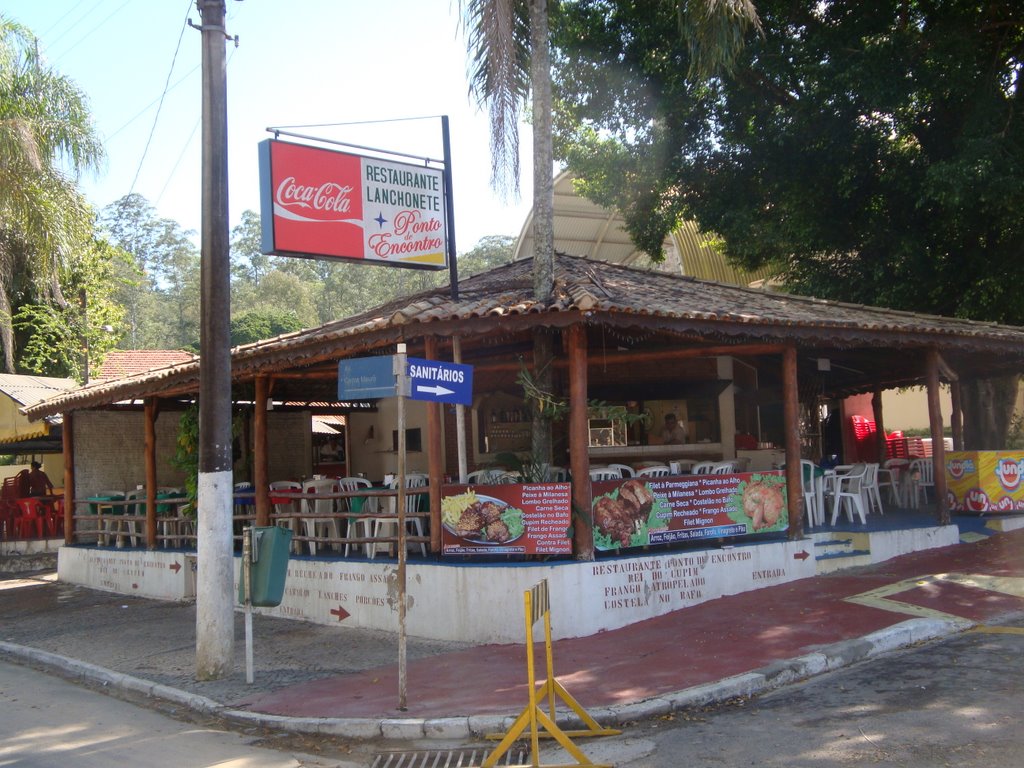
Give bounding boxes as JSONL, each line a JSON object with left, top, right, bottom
{"left": 589, "top": 443, "right": 723, "bottom": 463}
{"left": 736, "top": 449, "right": 787, "bottom": 472}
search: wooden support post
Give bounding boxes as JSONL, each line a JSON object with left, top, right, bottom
{"left": 425, "top": 336, "right": 443, "bottom": 553}
{"left": 871, "top": 387, "right": 886, "bottom": 462}
{"left": 144, "top": 398, "right": 158, "bottom": 549}
{"left": 926, "top": 348, "right": 949, "bottom": 525}
{"left": 567, "top": 324, "right": 593, "bottom": 560}
{"left": 782, "top": 346, "right": 802, "bottom": 539}
{"left": 62, "top": 411, "right": 74, "bottom": 546}
{"left": 950, "top": 380, "right": 964, "bottom": 451}
{"left": 254, "top": 376, "right": 270, "bottom": 527}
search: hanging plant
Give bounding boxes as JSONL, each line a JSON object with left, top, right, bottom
{"left": 516, "top": 361, "right": 650, "bottom": 428}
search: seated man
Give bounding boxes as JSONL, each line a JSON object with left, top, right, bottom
{"left": 27, "top": 461, "right": 54, "bottom": 497}
{"left": 661, "top": 413, "right": 688, "bottom": 445}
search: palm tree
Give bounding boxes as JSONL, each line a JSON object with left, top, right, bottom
{"left": 460, "top": 0, "right": 761, "bottom": 556}
{"left": 0, "top": 17, "right": 104, "bottom": 371}
{"left": 461, "top": 0, "right": 760, "bottom": 298}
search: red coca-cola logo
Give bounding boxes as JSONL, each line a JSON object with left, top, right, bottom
{"left": 275, "top": 176, "right": 354, "bottom": 218}
{"left": 965, "top": 488, "right": 990, "bottom": 513}
{"left": 994, "top": 459, "right": 1024, "bottom": 491}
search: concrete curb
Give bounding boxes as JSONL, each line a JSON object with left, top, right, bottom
{"left": 0, "top": 616, "right": 968, "bottom": 741}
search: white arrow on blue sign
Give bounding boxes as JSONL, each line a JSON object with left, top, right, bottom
{"left": 406, "top": 357, "right": 473, "bottom": 405}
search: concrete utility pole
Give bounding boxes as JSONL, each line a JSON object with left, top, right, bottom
{"left": 195, "top": 0, "right": 234, "bottom": 680}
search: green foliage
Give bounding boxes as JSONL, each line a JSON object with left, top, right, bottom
{"left": 0, "top": 15, "right": 104, "bottom": 371}
{"left": 551, "top": 1, "right": 1024, "bottom": 326}
{"left": 100, "top": 194, "right": 201, "bottom": 349}
{"left": 170, "top": 405, "right": 199, "bottom": 517}
{"left": 14, "top": 236, "right": 126, "bottom": 380}
{"left": 230, "top": 309, "right": 303, "bottom": 347}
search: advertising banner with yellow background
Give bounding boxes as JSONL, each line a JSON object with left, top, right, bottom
{"left": 946, "top": 451, "right": 1024, "bottom": 513}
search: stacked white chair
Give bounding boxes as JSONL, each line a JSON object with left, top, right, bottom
{"left": 302, "top": 477, "right": 340, "bottom": 556}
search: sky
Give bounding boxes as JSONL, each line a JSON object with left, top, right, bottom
{"left": 5, "top": 0, "right": 535, "bottom": 252}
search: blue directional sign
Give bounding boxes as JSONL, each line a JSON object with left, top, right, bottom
{"left": 406, "top": 357, "right": 473, "bottom": 405}
{"left": 338, "top": 356, "right": 398, "bottom": 400}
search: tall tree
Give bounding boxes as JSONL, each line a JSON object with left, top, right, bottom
{"left": 14, "top": 236, "right": 126, "bottom": 380}
{"left": 101, "top": 194, "right": 201, "bottom": 350}
{"left": 461, "top": 0, "right": 759, "bottom": 556}
{"left": 0, "top": 17, "right": 103, "bottom": 371}
{"left": 551, "top": 0, "right": 1023, "bottom": 445}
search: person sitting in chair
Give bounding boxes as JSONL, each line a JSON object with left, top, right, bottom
{"left": 27, "top": 461, "right": 54, "bottom": 497}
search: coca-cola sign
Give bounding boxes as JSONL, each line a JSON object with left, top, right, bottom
{"left": 259, "top": 139, "right": 447, "bottom": 269}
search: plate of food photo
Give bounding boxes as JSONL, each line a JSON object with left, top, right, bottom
{"left": 441, "top": 491, "right": 525, "bottom": 545}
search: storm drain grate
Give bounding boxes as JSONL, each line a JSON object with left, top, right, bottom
{"left": 370, "top": 747, "right": 529, "bottom": 768}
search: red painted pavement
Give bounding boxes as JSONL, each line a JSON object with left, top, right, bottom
{"left": 237, "top": 530, "right": 1024, "bottom": 720}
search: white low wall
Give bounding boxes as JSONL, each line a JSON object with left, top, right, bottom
{"left": 54, "top": 523, "right": 960, "bottom": 643}
{"left": 57, "top": 539, "right": 816, "bottom": 643}
{"left": 58, "top": 547, "right": 196, "bottom": 601}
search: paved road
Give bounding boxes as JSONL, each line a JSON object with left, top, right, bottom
{"left": 0, "top": 660, "right": 360, "bottom": 768}
{"left": 574, "top": 613, "right": 1024, "bottom": 768}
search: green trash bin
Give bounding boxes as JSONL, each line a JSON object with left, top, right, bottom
{"left": 239, "top": 526, "right": 293, "bottom": 607}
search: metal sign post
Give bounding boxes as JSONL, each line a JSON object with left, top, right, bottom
{"left": 242, "top": 527, "right": 254, "bottom": 684}
{"left": 395, "top": 343, "right": 409, "bottom": 711}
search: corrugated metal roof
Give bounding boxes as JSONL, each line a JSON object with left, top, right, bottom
{"left": 0, "top": 374, "right": 76, "bottom": 407}
{"left": 513, "top": 171, "right": 775, "bottom": 285}
{"left": 21, "top": 253, "right": 1024, "bottom": 420}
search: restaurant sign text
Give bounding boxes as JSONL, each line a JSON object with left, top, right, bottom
{"left": 259, "top": 139, "right": 447, "bottom": 269}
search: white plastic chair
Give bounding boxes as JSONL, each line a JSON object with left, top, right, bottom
{"left": 589, "top": 468, "right": 622, "bottom": 481}
{"left": 829, "top": 464, "right": 868, "bottom": 525}
{"left": 607, "top": 463, "right": 635, "bottom": 478}
{"left": 907, "top": 459, "right": 934, "bottom": 508}
{"left": 861, "top": 463, "right": 884, "bottom": 515}
{"left": 336, "top": 476, "right": 372, "bottom": 557}
{"left": 120, "top": 488, "right": 144, "bottom": 547}
{"left": 269, "top": 480, "right": 302, "bottom": 551}
{"left": 636, "top": 465, "right": 670, "bottom": 478}
{"left": 711, "top": 461, "right": 738, "bottom": 475}
{"left": 544, "top": 465, "right": 569, "bottom": 482}
{"left": 800, "top": 460, "right": 822, "bottom": 528}
{"left": 301, "top": 478, "right": 340, "bottom": 556}
{"left": 466, "top": 468, "right": 504, "bottom": 485}
{"left": 878, "top": 459, "right": 908, "bottom": 507}
{"left": 692, "top": 462, "right": 716, "bottom": 475}
{"left": 371, "top": 474, "right": 428, "bottom": 558}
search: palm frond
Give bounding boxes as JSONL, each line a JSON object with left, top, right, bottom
{"left": 460, "top": 0, "right": 531, "bottom": 196}
{"left": 677, "top": 0, "right": 762, "bottom": 79}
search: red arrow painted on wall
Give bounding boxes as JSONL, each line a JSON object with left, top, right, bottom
{"left": 169, "top": 562, "right": 182, "bottom": 574}
{"left": 793, "top": 550, "right": 810, "bottom": 561}
{"left": 330, "top": 606, "right": 350, "bottom": 622}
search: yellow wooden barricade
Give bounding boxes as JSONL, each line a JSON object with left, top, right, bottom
{"left": 483, "top": 579, "right": 620, "bottom": 768}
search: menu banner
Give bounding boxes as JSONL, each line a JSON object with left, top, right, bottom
{"left": 259, "top": 139, "right": 447, "bottom": 269}
{"left": 441, "top": 483, "right": 573, "bottom": 556}
{"left": 592, "top": 472, "right": 788, "bottom": 552}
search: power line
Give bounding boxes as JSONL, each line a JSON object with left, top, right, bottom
{"left": 153, "top": 46, "right": 235, "bottom": 208}
{"left": 42, "top": 0, "right": 108, "bottom": 47}
{"left": 128, "top": 0, "right": 193, "bottom": 196}
{"left": 106, "top": 63, "right": 200, "bottom": 141}
{"left": 51, "top": 0, "right": 135, "bottom": 63}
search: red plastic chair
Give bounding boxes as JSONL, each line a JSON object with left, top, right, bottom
{"left": 47, "top": 498, "right": 64, "bottom": 538}
{"left": 13, "top": 498, "right": 46, "bottom": 539}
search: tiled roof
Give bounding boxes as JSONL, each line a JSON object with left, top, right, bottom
{"left": 22, "top": 254, "right": 1024, "bottom": 419}
{"left": 96, "top": 350, "right": 196, "bottom": 380}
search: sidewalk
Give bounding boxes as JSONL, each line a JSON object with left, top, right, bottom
{"left": 3, "top": 528, "right": 1024, "bottom": 741}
